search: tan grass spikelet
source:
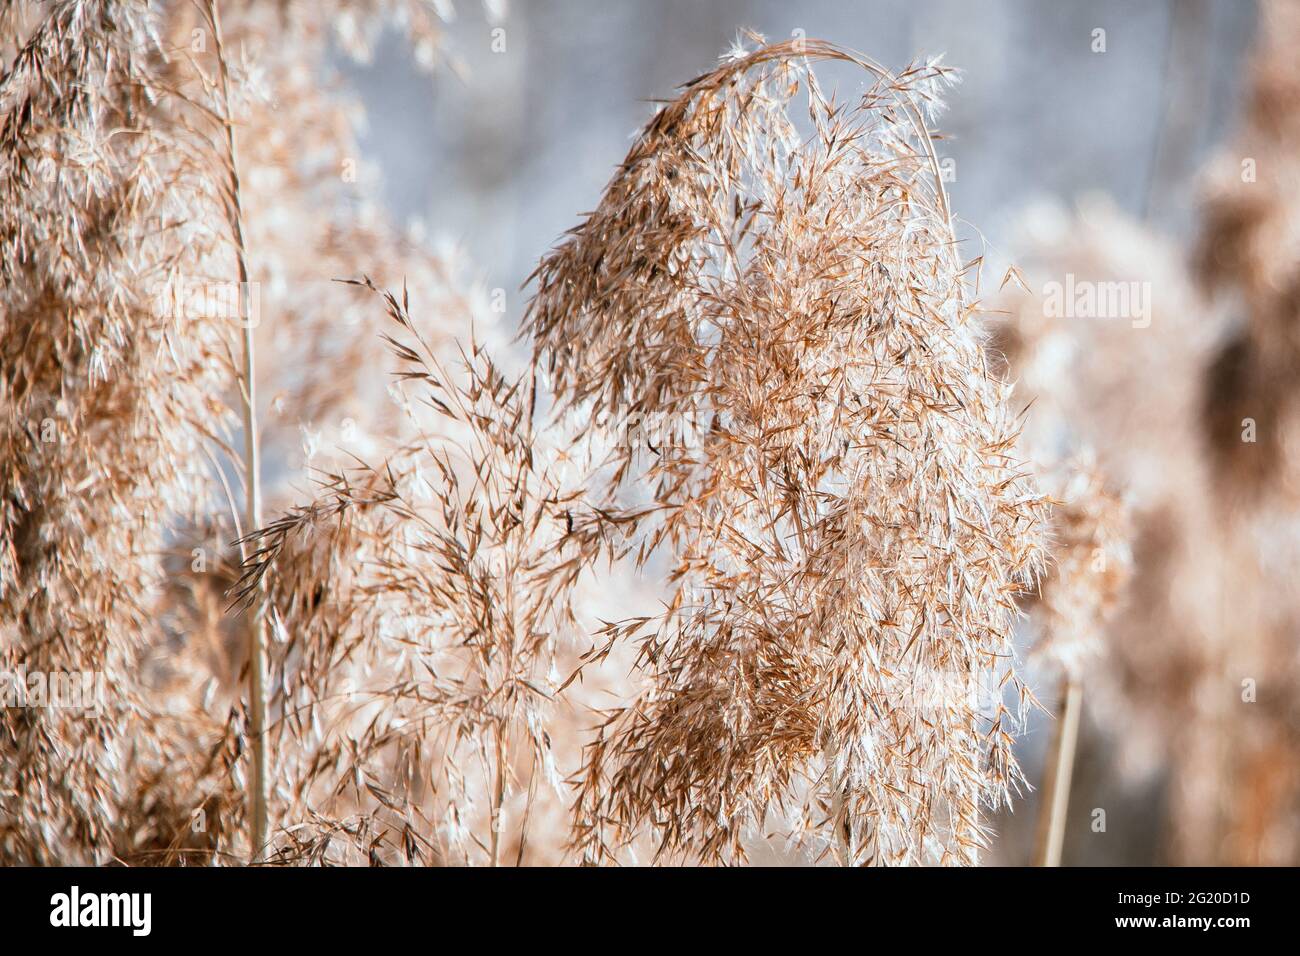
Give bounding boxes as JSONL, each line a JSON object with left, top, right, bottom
{"left": 233, "top": 278, "right": 629, "bottom": 864}
{"left": 526, "top": 38, "right": 1048, "bottom": 865}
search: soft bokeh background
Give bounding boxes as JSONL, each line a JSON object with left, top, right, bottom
{"left": 345, "top": 0, "right": 1255, "bottom": 290}
{"left": 337, "top": 0, "right": 1264, "bottom": 865}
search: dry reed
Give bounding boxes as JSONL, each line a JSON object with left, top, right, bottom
{"left": 527, "top": 38, "right": 1048, "bottom": 865}
{"left": 13, "top": 7, "right": 1266, "bottom": 869}
{"left": 0, "top": 0, "right": 235, "bottom": 864}
{"left": 0, "top": 0, "right": 462, "bottom": 865}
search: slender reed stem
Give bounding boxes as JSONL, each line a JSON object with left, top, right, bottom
{"left": 1034, "top": 676, "right": 1082, "bottom": 866}
{"left": 209, "top": 0, "right": 269, "bottom": 864}
{"left": 489, "top": 722, "right": 507, "bottom": 867}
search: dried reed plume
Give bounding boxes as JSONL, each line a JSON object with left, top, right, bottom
{"left": 1190, "top": 0, "right": 1300, "bottom": 863}
{"left": 0, "top": 0, "right": 235, "bottom": 864}
{"left": 1000, "top": 2, "right": 1300, "bottom": 863}
{"left": 1197, "top": 0, "right": 1300, "bottom": 503}
{"left": 989, "top": 199, "right": 1225, "bottom": 862}
{"left": 1023, "top": 459, "right": 1131, "bottom": 866}
{"left": 526, "top": 38, "right": 1048, "bottom": 865}
{"left": 233, "top": 278, "right": 627, "bottom": 864}
{"left": 1, "top": 0, "right": 465, "bottom": 864}
{"left": 1026, "top": 462, "right": 1132, "bottom": 682}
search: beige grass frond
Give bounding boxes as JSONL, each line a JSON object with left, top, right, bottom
{"left": 526, "top": 38, "right": 1048, "bottom": 865}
